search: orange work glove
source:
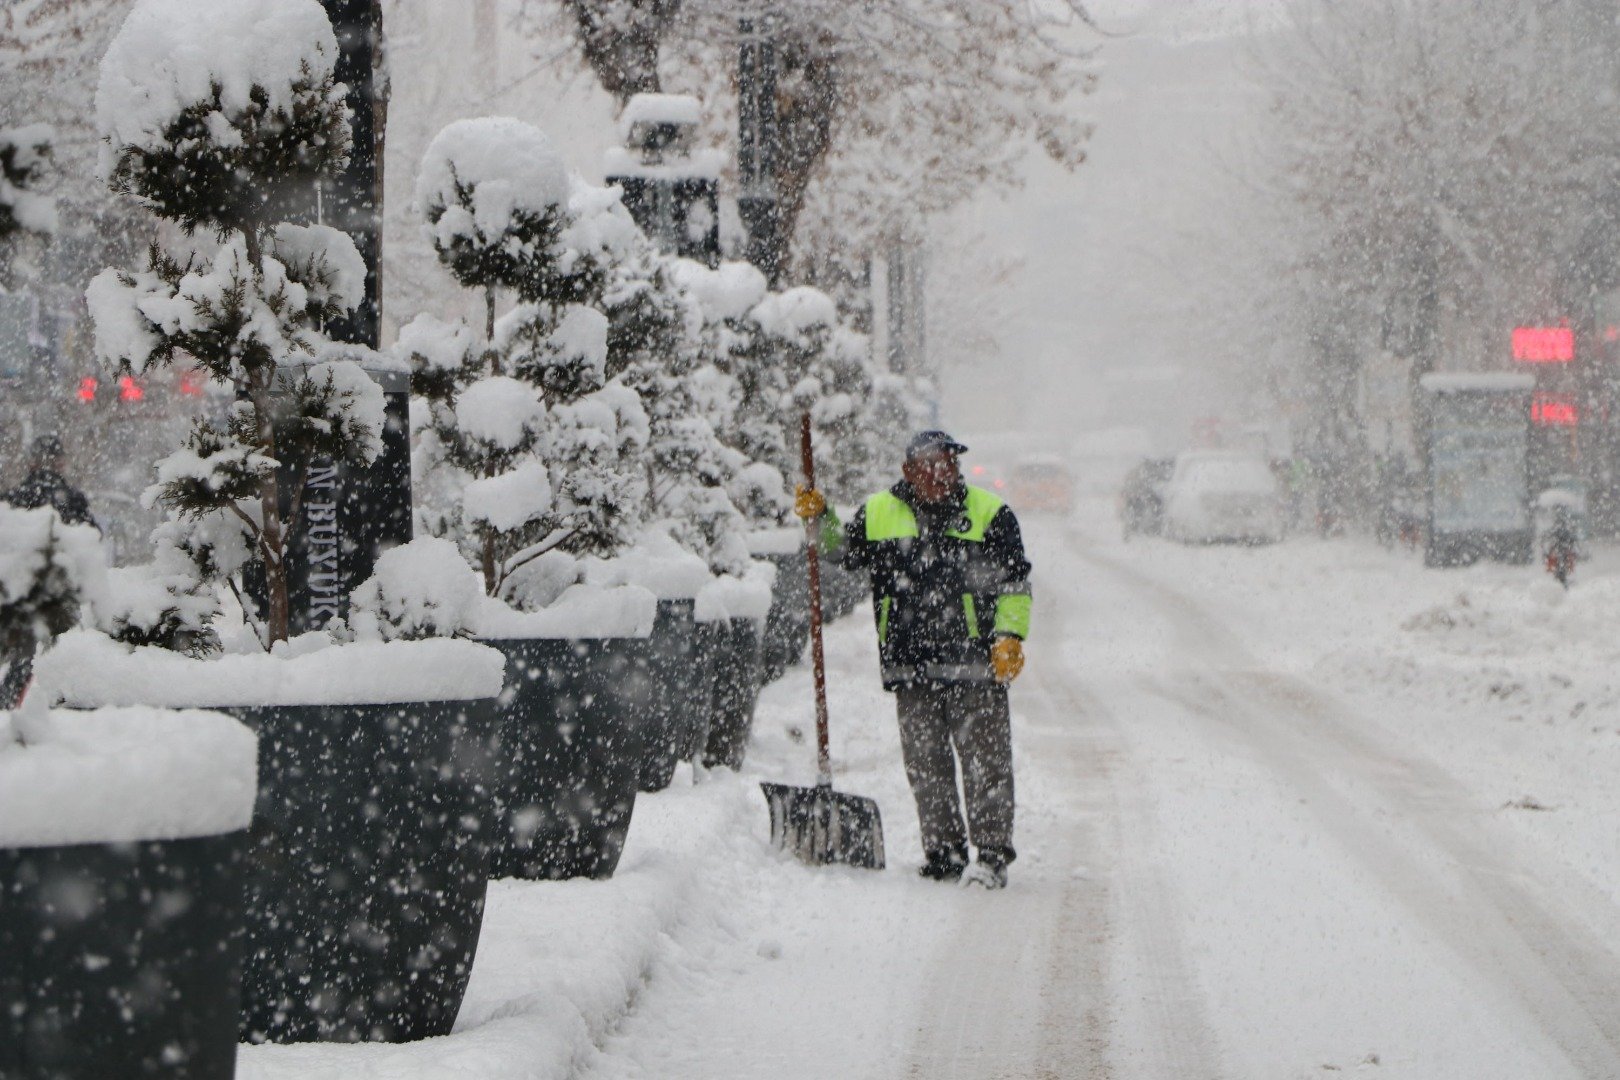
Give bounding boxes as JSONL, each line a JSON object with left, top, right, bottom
{"left": 794, "top": 484, "right": 827, "bottom": 520}
{"left": 991, "top": 636, "right": 1025, "bottom": 684}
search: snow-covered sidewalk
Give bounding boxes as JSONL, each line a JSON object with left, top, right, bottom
{"left": 237, "top": 610, "right": 982, "bottom": 1079}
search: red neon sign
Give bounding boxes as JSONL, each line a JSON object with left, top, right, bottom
{"left": 1513, "top": 326, "right": 1574, "bottom": 363}
{"left": 118, "top": 375, "right": 144, "bottom": 402}
{"left": 76, "top": 377, "right": 98, "bottom": 402}
{"left": 1532, "top": 393, "right": 1578, "bottom": 426}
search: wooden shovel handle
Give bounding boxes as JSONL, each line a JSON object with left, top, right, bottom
{"left": 801, "top": 413, "right": 833, "bottom": 784}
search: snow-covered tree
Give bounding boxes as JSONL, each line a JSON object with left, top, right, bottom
{"left": 1255, "top": 0, "right": 1620, "bottom": 492}
{"left": 670, "top": 258, "right": 794, "bottom": 523}
{"left": 523, "top": 0, "right": 1099, "bottom": 271}
{"left": 605, "top": 247, "right": 751, "bottom": 574}
{"left": 408, "top": 116, "right": 650, "bottom": 602}
{"left": 86, "top": 0, "right": 384, "bottom": 647}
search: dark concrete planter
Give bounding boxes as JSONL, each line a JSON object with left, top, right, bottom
{"left": 700, "top": 617, "right": 765, "bottom": 770}
{"left": 225, "top": 697, "right": 500, "bottom": 1044}
{"left": 637, "top": 599, "right": 709, "bottom": 792}
{"left": 1, "top": 830, "right": 248, "bottom": 1079}
{"left": 483, "top": 637, "right": 654, "bottom": 880}
{"left": 758, "top": 549, "right": 810, "bottom": 683}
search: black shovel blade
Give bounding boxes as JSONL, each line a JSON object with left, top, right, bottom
{"left": 761, "top": 781, "right": 886, "bottom": 871}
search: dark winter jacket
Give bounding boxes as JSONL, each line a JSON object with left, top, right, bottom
{"left": 1, "top": 468, "right": 94, "bottom": 528}
{"left": 832, "top": 481, "right": 1031, "bottom": 690}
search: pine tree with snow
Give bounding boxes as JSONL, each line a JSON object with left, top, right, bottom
{"left": 606, "top": 248, "right": 750, "bottom": 575}
{"left": 669, "top": 259, "right": 794, "bottom": 526}
{"left": 410, "top": 117, "right": 651, "bottom": 602}
{"left": 85, "top": 0, "right": 384, "bottom": 647}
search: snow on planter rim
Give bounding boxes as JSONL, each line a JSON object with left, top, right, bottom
{"left": 0, "top": 706, "right": 257, "bottom": 848}
{"left": 475, "top": 585, "right": 657, "bottom": 641}
{"left": 583, "top": 530, "right": 714, "bottom": 601}
{"left": 36, "top": 630, "right": 506, "bottom": 709}
{"left": 744, "top": 525, "right": 805, "bottom": 557}
{"left": 693, "top": 560, "right": 777, "bottom": 624}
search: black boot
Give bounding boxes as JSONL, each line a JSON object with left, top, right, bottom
{"left": 918, "top": 847, "right": 968, "bottom": 882}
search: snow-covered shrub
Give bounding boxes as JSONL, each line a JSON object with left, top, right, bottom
{"left": 86, "top": 0, "right": 382, "bottom": 648}
{"left": 668, "top": 259, "right": 794, "bottom": 526}
{"left": 606, "top": 251, "right": 750, "bottom": 575}
{"left": 0, "top": 507, "right": 106, "bottom": 661}
{"left": 407, "top": 118, "right": 653, "bottom": 605}
{"left": 0, "top": 123, "right": 58, "bottom": 241}
{"left": 97, "top": 511, "right": 250, "bottom": 655}
{"left": 347, "top": 538, "right": 483, "bottom": 642}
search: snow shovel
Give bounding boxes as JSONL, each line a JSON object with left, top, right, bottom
{"left": 760, "top": 414, "right": 886, "bottom": 871}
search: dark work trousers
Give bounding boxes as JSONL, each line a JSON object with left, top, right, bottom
{"left": 894, "top": 680, "right": 1015, "bottom": 865}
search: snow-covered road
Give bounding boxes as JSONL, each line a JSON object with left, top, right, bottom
{"left": 241, "top": 510, "right": 1620, "bottom": 1079}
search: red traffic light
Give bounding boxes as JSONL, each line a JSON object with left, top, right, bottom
{"left": 77, "top": 377, "right": 97, "bottom": 402}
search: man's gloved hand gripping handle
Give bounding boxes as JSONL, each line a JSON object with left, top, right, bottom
{"left": 991, "top": 636, "right": 1024, "bottom": 684}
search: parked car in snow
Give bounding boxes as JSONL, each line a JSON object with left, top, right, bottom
{"left": 1119, "top": 457, "right": 1175, "bottom": 537}
{"left": 1009, "top": 454, "right": 1074, "bottom": 513}
{"left": 1163, "top": 450, "right": 1284, "bottom": 544}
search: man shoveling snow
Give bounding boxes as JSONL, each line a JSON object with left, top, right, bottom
{"left": 796, "top": 430, "right": 1032, "bottom": 889}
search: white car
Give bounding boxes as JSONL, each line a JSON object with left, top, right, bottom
{"left": 1163, "top": 451, "right": 1284, "bottom": 544}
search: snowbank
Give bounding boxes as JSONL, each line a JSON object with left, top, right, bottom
{"left": 36, "top": 630, "right": 506, "bottom": 708}
{"left": 475, "top": 585, "right": 656, "bottom": 640}
{"left": 0, "top": 706, "right": 257, "bottom": 847}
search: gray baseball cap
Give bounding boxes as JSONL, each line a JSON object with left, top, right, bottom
{"left": 905, "top": 429, "right": 969, "bottom": 460}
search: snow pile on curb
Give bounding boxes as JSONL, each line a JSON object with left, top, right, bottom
{"left": 0, "top": 706, "right": 257, "bottom": 847}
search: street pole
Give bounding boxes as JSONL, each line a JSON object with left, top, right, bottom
{"left": 737, "top": 17, "right": 783, "bottom": 284}
{"left": 287, "top": 0, "right": 410, "bottom": 632}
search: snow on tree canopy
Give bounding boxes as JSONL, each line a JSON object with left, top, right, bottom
{"left": 671, "top": 259, "right": 769, "bottom": 324}
{"left": 455, "top": 375, "right": 546, "bottom": 453}
{"left": 95, "top": 0, "right": 341, "bottom": 182}
{"left": 751, "top": 286, "right": 838, "bottom": 345}
{"left": 396, "top": 312, "right": 479, "bottom": 374}
{"left": 0, "top": 123, "right": 58, "bottom": 237}
{"left": 271, "top": 223, "right": 368, "bottom": 315}
{"left": 417, "top": 116, "right": 570, "bottom": 254}
{"left": 463, "top": 458, "right": 553, "bottom": 534}
{"left": 560, "top": 178, "right": 643, "bottom": 277}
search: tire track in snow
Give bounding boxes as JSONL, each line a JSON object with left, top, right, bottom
{"left": 1082, "top": 544, "right": 1620, "bottom": 1075}
{"left": 899, "top": 558, "right": 1221, "bottom": 1080}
